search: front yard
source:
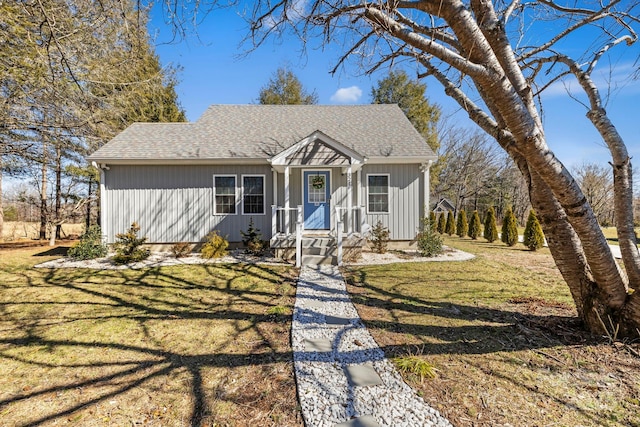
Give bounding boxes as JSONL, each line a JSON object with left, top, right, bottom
{"left": 0, "top": 247, "right": 302, "bottom": 427}
{"left": 344, "top": 236, "right": 640, "bottom": 427}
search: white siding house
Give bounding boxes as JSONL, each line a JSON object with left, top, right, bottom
{"left": 89, "top": 104, "right": 437, "bottom": 252}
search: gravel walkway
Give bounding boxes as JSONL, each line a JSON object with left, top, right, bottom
{"left": 292, "top": 265, "right": 453, "bottom": 427}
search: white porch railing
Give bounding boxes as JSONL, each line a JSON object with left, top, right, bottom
{"left": 335, "top": 206, "right": 366, "bottom": 266}
{"left": 272, "top": 205, "right": 304, "bottom": 267}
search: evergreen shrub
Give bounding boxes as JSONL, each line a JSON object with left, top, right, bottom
{"left": 468, "top": 210, "right": 482, "bottom": 240}
{"left": 67, "top": 225, "right": 108, "bottom": 260}
{"left": 456, "top": 210, "right": 468, "bottom": 238}
{"left": 523, "top": 210, "right": 545, "bottom": 251}
{"left": 445, "top": 211, "right": 456, "bottom": 236}
{"left": 416, "top": 217, "right": 443, "bottom": 257}
{"left": 240, "top": 218, "right": 266, "bottom": 255}
{"left": 501, "top": 206, "right": 519, "bottom": 247}
{"left": 201, "top": 230, "right": 229, "bottom": 259}
{"left": 112, "top": 222, "right": 150, "bottom": 264}
{"left": 437, "top": 212, "right": 446, "bottom": 234}
{"left": 483, "top": 207, "right": 499, "bottom": 243}
{"left": 171, "top": 242, "right": 192, "bottom": 258}
{"left": 369, "top": 221, "right": 390, "bottom": 254}
{"left": 429, "top": 211, "right": 437, "bottom": 231}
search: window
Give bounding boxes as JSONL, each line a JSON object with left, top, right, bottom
{"left": 307, "top": 173, "right": 327, "bottom": 204}
{"left": 242, "top": 175, "right": 265, "bottom": 215}
{"left": 213, "top": 175, "right": 237, "bottom": 214}
{"left": 367, "top": 174, "right": 389, "bottom": 213}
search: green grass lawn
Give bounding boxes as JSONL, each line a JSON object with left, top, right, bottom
{"left": 0, "top": 247, "right": 302, "bottom": 427}
{"left": 344, "top": 236, "right": 640, "bottom": 427}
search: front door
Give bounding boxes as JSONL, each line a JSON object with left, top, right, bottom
{"left": 303, "top": 171, "right": 330, "bottom": 229}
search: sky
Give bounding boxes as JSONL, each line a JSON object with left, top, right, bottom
{"left": 148, "top": 4, "right": 640, "bottom": 170}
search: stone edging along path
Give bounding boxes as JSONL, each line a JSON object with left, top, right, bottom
{"left": 292, "top": 265, "right": 454, "bottom": 427}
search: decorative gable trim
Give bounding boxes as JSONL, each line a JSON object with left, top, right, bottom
{"left": 269, "top": 130, "right": 366, "bottom": 173}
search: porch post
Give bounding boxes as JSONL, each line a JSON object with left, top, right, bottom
{"left": 422, "top": 160, "right": 433, "bottom": 218}
{"left": 272, "top": 169, "right": 278, "bottom": 238}
{"left": 346, "top": 165, "right": 353, "bottom": 234}
{"left": 284, "top": 166, "right": 290, "bottom": 235}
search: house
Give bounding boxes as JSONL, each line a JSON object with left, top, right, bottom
{"left": 432, "top": 197, "right": 456, "bottom": 215}
{"left": 88, "top": 104, "right": 437, "bottom": 265}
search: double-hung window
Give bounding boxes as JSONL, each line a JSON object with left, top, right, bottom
{"left": 367, "top": 174, "right": 389, "bottom": 213}
{"left": 213, "top": 175, "right": 237, "bottom": 214}
{"left": 242, "top": 175, "right": 265, "bottom": 215}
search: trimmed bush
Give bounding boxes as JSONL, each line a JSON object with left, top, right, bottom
{"left": 369, "top": 220, "right": 390, "bottom": 254}
{"left": 483, "top": 207, "right": 499, "bottom": 243}
{"left": 523, "top": 209, "right": 545, "bottom": 251}
{"left": 67, "top": 225, "right": 108, "bottom": 260}
{"left": 445, "top": 211, "right": 456, "bottom": 236}
{"left": 437, "top": 212, "right": 446, "bottom": 234}
{"left": 416, "top": 217, "right": 443, "bottom": 257}
{"left": 201, "top": 230, "right": 229, "bottom": 259}
{"left": 112, "top": 222, "right": 150, "bottom": 264}
{"left": 171, "top": 242, "right": 192, "bottom": 258}
{"left": 468, "top": 210, "right": 482, "bottom": 240}
{"left": 240, "top": 218, "right": 266, "bottom": 255}
{"left": 501, "top": 206, "right": 519, "bottom": 247}
{"left": 456, "top": 210, "right": 468, "bottom": 238}
{"left": 429, "top": 211, "right": 437, "bottom": 231}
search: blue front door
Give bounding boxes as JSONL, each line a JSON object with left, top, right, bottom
{"left": 303, "top": 171, "right": 330, "bottom": 229}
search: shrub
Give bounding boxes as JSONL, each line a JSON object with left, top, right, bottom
{"left": 429, "top": 211, "right": 437, "bottom": 231}
{"left": 468, "top": 210, "right": 482, "bottom": 240}
{"left": 369, "top": 221, "right": 390, "bottom": 254}
{"left": 171, "top": 242, "right": 192, "bottom": 258}
{"left": 393, "top": 355, "right": 437, "bottom": 381}
{"left": 240, "top": 218, "right": 266, "bottom": 255}
{"left": 416, "top": 217, "right": 443, "bottom": 257}
{"left": 436, "top": 212, "right": 446, "bottom": 234}
{"left": 112, "top": 222, "right": 150, "bottom": 264}
{"left": 445, "top": 211, "right": 456, "bottom": 236}
{"left": 501, "top": 206, "right": 519, "bottom": 247}
{"left": 456, "top": 210, "right": 468, "bottom": 238}
{"left": 67, "top": 225, "right": 108, "bottom": 260}
{"left": 523, "top": 209, "right": 545, "bottom": 251}
{"left": 201, "top": 230, "right": 229, "bottom": 259}
{"left": 483, "top": 207, "right": 499, "bottom": 243}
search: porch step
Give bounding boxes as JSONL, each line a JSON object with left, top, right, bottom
{"left": 302, "top": 254, "right": 338, "bottom": 266}
{"left": 301, "top": 236, "right": 337, "bottom": 266}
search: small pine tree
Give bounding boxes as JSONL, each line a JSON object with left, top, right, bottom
{"left": 456, "top": 210, "right": 468, "bottom": 238}
{"left": 445, "top": 211, "right": 456, "bottom": 236}
{"left": 67, "top": 225, "right": 108, "bottom": 260}
{"left": 429, "top": 211, "right": 437, "bottom": 231}
{"left": 523, "top": 209, "right": 545, "bottom": 251}
{"left": 468, "top": 210, "right": 482, "bottom": 240}
{"left": 501, "top": 206, "right": 519, "bottom": 246}
{"left": 416, "top": 217, "right": 443, "bottom": 257}
{"left": 484, "top": 207, "right": 499, "bottom": 243}
{"left": 437, "top": 212, "right": 446, "bottom": 234}
{"left": 240, "top": 218, "right": 265, "bottom": 255}
{"left": 369, "top": 220, "right": 390, "bottom": 254}
{"left": 112, "top": 222, "right": 150, "bottom": 264}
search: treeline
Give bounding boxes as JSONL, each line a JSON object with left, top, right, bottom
{"left": 0, "top": 0, "right": 185, "bottom": 242}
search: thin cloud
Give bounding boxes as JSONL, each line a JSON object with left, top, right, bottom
{"left": 330, "top": 86, "right": 363, "bottom": 103}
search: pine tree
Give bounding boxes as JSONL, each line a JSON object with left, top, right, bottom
{"left": 445, "top": 211, "right": 456, "bottom": 236}
{"left": 483, "top": 207, "right": 499, "bottom": 243}
{"left": 259, "top": 67, "right": 318, "bottom": 105}
{"left": 501, "top": 206, "right": 519, "bottom": 246}
{"left": 437, "top": 212, "right": 446, "bottom": 234}
{"left": 456, "top": 210, "right": 468, "bottom": 238}
{"left": 469, "top": 210, "right": 482, "bottom": 239}
{"left": 523, "top": 209, "right": 545, "bottom": 251}
{"left": 429, "top": 211, "right": 437, "bottom": 231}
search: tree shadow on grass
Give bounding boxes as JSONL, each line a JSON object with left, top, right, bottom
{"left": 0, "top": 261, "right": 301, "bottom": 427}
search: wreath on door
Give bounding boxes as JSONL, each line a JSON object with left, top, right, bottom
{"left": 311, "top": 175, "right": 325, "bottom": 189}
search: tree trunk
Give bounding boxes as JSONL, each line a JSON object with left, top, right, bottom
{"left": 55, "top": 145, "right": 62, "bottom": 240}
{"left": 0, "top": 163, "right": 4, "bottom": 242}
{"left": 85, "top": 178, "right": 92, "bottom": 230}
{"left": 39, "top": 143, "right": 48, "bottom": 241}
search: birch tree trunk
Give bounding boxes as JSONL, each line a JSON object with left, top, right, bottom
{"left": 243, "top": 0, "right": 640, "bottom": 336}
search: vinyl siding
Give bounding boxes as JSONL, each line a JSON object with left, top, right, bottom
{"left": 102, "top": 165, "right": 272, "bottom": 243}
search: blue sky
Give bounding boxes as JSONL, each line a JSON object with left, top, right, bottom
{"left": 149, "top": 6, "right": 640, "bottom": 170}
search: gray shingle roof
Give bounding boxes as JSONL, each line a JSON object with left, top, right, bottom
{"left": 89, "top": 104, "right": 436, "bottom": 162}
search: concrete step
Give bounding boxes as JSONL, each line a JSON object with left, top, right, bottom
{"left": 301, "top": 237, "right": 335, "bottom": 248}
{"left": 302, "top": 254, "right": 338, "bottom": 266}
{"left": 303, "top": 246, "right": 336, "bottom": 256}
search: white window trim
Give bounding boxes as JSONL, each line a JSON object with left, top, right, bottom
{"left": 241, "top": 174, "right": 266, "bottom": 216}
{"left": 213, "top": 174, "right": 238, "bottom": 215}
{"left": 366, "top": 173, "right": 390, "bottom": 214}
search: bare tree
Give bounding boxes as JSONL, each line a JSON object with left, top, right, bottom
{"left": 242, "top": 0, "right": 640, "bottom": 335}
{"left": 574, "top": 162, "right": 615, "bottom": 226}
